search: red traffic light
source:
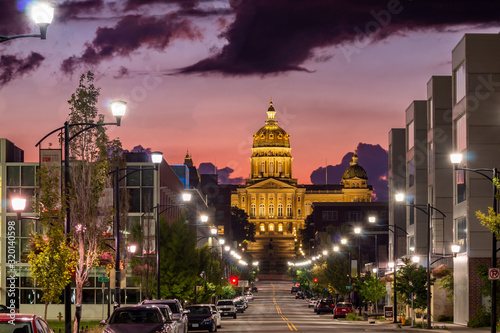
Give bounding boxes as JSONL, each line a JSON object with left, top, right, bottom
{"left": 313, "top": 278, "right": 318, "bottom": 283}
{"left": 230, "top": 276, "right": 239, "bottom": 285}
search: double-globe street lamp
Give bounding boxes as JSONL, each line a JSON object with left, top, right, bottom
{"left": 35, "top": 100, "right": 127, "bottom": 333}
{"left": 450, "top": 153, "right": 499, "bottom": 333}
{"left": 1, "top": 1, "right": 55, "bottom": 43}
{"left": 395, "top": 193, "right": 446, "bottom": 329}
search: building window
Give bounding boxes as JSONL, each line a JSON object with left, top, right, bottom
{"left": 407, "top": 120, "right": 414, "bottom": 151}
{"left": 286, "top": 204, "right": 293, "bottom": 217}
{"left": 278, "top": 162, "right": 282, "bottom": 173}
{"left": 260, "top": 223, "right": 265, "bottom": 232}
{"left": 278, "top": 223, "right": 283, "bottom": 232}
{"left": 454, "top": 62, "right": 466, "bottom": 104}
{"left": 456, "top": 115, "right": 466, "bottom": 153}
{"left": 428, "top": 142, "right": 434, "bottom": 174}
{"left": 250, "top": 204, "right": 256, "bottom": 217}
{"left": 269, "top": 204, "right": 275, "bottom": 217}
{"left": 427, "top": 97, "right": 434, "bottom": 130}
{"left": 277, "top": 204, "right": 284, "bottom": 217}
{"left": 457, "top": 169, "right": 466, "bottom": 203}
{"left": 305, "top": 203, "right": 311, "bottom": 216}
{"left": 269, "top": 162, "right": 274, "bottom": 174}
{"left": 297, "top": 196, "right": 301, "bottom": 202}
{"left": 408, "top": 159, "right": 415, "bottom": 187}
{"left": 456, "top": 216, "right": 467, "bottom": 253}
{"left": 408, "top": 196, "right": 415, "bottom": 225}
{"left": 322, "top": 211, "right": 338, "bottom": 221}
{"left": 269, "top": 223, "right": 275, "bottom": 232}
{"left": 259, "top": 203, "right": 265, "bottom": 217}
{"left": 345, "top": 211, "right": 362, "bottom": 222}
{"left": 261, "top": 162, "right": 265, "bottom": 173}
{"left": 409, "top": 236, "right": 415, "bottom": 253}
{"left": 242, "top": 196, "right": 245, "bottom": 203}
{"left": 297, "top": 208, "right": 301, "bottom": 217}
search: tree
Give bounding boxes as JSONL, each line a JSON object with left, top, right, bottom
{"left": 221, "top": 285, "right": 236, "bottom": 299}
{"left": 395, "top": 257, "right": 431, "bottom": 311}
{"left": 231, "top": 207, "right": 255, "bottom": 243}
{"left": 324, "top": 253, "right": 350, "bottom": 299}
{"left": 159, "top": 215, "right": 199, "bottom": 300}
{"left": 66, "top": 72, "right": 116, "bottom": 333}
{"left": 358, "top": 273, "right": 387, "bottom": 313}
{"left": 28, "top": 162, "right": 77, "bottom": 320}
{"left": 298, "top": 214, "right": 315, "bottom": 256}
{"left": 129, "top": 221, "right": 156, "bottom": 300}
{"left": 296, "top": 268, "right": 312, "bottom": 291}
{"left": 432, "top": 265, "right": 453, "bottom": 302}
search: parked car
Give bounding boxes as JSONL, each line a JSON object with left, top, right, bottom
{"left": 333, "top": 302, "right": 354, "bottom": 318}
{"left": 208, "top": 304, "right": 222, "bottom": 328}
{"left": 216, "top": 300, "right": 237, "bottom": 319}
{"left": 295, "top": 292, "right": 305, "bottom": 299}
{"left": 141, "top": 299, "right": 189, "bottom": 333}
{"left": 0, "top": 313, "right": 54, "bottom": 333}
{"left": 233, "top": 298, "right": 246, "bottom": 313}
{"left": 146, "top": 304, "right": 180, "bottom": 333}
{"left": 291, "top": 286, "right": 299, "bottom": 293}
{"left": 308, "top": 297, "right": 318, "bottom": 308}
{"left": 251, "top": 286, "right": 258, "bottom": 293}
{"left": 101, "top": 305, "right": 173, "bottom": 333}
{"left": 0, "top": 305, "right": 13, "bottom": 314}
{"left": 244, "top": 292, "right": 254, "bottom": 301}
{"left": 185, "top": 305, "right": 217, "bottom": 332}
{"left": 315, "top": 299, "right": 335, "bottom": 314}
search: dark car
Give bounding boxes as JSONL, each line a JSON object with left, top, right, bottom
{"left": 145, "top": 304, "right": 181, "bottom": 333}
{"left": 290, "top": 286, "right": 299, "bottom": 294}
{"left": 101, "top": 306, "right": 172, "bottom": 333}
{"left": 0, "top": 305, "right": 13, "bottom": 314}
{"left": 141, "top": 299, "right": 189, "bottom": 333}
{"left": 185, "top": 305, "right": 217, "bottom": 332}
{"left": 333, "top": 302, "right": 354, "bottom": 318}
{"left": 295, "top": 292, "right": 305, "bottom": 299}
{"left": 315, "top": 299, "right": 335, "bottom": 314}
{"left": 0, "top": 313, "right": 54, "bottom": 333}
{"left": 251, "top": 286, "right": 258, "bottom": 293}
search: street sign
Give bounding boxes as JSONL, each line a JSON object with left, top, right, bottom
{"left": 346, "top": 286, "right": 353, "bottom": 290}
{"left": 489, "top": 268, "right": 500, "bottom": 280}
{"left": 98, "top": 276, "right": 109, "bottom": 282}
{"left": 384, "top": 306, "right": 393, "bottom": 319}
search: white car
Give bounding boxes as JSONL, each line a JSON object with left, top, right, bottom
{"left": 209, "top": 304, "right": 222, "bottom": 328}
{"left": 308, "top": 297, "right": 318, "bottom": 308}
{"left": 244, "top": 292, "right": 254, "bottom": 301}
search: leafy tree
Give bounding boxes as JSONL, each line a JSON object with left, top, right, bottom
{"left": 358, "top": 273, "right": 387, "bottom": 313}
{"left": 432, "top": 265, "right": 453, "bottom": 302}
{"left": 159, "top": 215, "right": 199, "bottom": 300}
{"left": 298, "top": 214, "right": 315, "bottom": 256}
{"left": 231, "top": 207, "right": 255, "bottom": 243}
{"left": 325, "top": 252, "right": 350, "bottom": 298}
{"left": 66, "top": 72, "right": 117, "bottom": 333}
{"left": 221, "top": 285, "right": 236, "bottom": 299}
{"left": 296, "top": 268, "right": 312, "bottom": 291}
{"left": 395, "top": 257, "right": 432, "bottom": 311}
{"left": 129, "top": 221, "right": 156, "bottom": 300}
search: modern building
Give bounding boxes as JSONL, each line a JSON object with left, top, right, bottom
{"left": 450, "top": 33, "right": 500, "bottom": 325}
{"left": 231, "top": 101, "right": 373, "bottom": 275}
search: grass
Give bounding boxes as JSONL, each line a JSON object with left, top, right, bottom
{"left": 47, "top": 320, "right": 101, "bottom": 332}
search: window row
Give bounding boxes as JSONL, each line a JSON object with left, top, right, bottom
{"left": 259, "top": 223, "right": 284, "bottom": 233}
{"left": 260, "top": 162, "right": 284, "bottom": 174}
{"left": 249, "top": 204, "right": 299, "bottom": 217}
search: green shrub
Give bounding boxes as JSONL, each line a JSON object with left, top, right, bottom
{"left": 467, "top": 305, "right": 490, "bottom": 328}
{"left": 346, "top": 313, "right": 362, "bottom": 321}
{"left": 436, "top": 315, "right": 453, "bottom": 322}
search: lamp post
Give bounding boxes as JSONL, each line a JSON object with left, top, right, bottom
{"left": 395, "top": 193, "right": 446, "bottom": 329}
{"left": 1, "top": 2, "right": 55, "bottom": 43}
{"left": 334, "top": 241, "right": 352, "bottom": 302}
{"left": 109, "top": 151, "right": 162, "bottom": 308}
{"left": 451, "top": 153, "right": 498, "bottom": 333}
{"left": 35, "top": 100, "right": 126, "bottom": 333}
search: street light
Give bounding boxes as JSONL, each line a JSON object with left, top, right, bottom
{"left": 1, "top": 1, "right": 55, "bottom": 43}
{"left": 109, "top": 151, "right": 162, "bottom": 308}
{"left": 35, "top": 99, "right": 126, "bottom": 333}
{"left": 451, "top": 153, "right": 498, "bottom": 333}
{"left": 395, "top": 193, "right": 446, "bottom": 329}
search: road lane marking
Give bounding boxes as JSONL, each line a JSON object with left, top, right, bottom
{"left": 290, "top": 323, "right": 298, "bottom": 331}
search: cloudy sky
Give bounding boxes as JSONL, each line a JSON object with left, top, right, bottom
{"left": 2, "top": 0, "right": 500, "bottom": 196}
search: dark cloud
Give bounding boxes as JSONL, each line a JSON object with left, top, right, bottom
{"left": 198, "top": 162, "right": 244, "bottom": 185}
{"left": 125, "top": 0, "right": 199, "bottom": 11}
{"left": 310, "top": 143, "right": 388, "bottom": 202}
{"left": 113, "top": 66, "right": 130, "bottom": 79}
{"left": 177, "top": 0, "right": 500, "bottom": 75}
{"left": 0, "top": 52, "right": 45, "bottom": 88}
{"left": 60, "top": 13, "right": 201, "bottom": 74}
{"left": 57, "top": 0, "right": 105, "bottom": 22}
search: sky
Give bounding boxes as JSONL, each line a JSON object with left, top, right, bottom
{"left": 2, "top": 0, "right": 500, "bottom": 200}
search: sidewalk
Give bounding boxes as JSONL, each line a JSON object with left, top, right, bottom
{"left": 367, "top": 319, "right": 490, "bottom": 332}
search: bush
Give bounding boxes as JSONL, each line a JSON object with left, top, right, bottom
{"left": 346, "top": 313, "right": 362, "bottom": 321}
{"left": 467, "top": 305, "right": 490, "bottom": 328}
{"left": 436, "top": 315, "right": 453, "bottom": 322}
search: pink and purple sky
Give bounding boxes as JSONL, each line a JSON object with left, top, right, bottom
{"left": 1, "top": 0, "right": 500, "bottom": 192}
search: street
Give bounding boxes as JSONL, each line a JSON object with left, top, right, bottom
{"left": 215, "top": 280, "right": 400, "bottom": 333}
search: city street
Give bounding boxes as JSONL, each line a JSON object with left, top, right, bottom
{"left": 216, "top": 280, "right": 401, "bottom": 333}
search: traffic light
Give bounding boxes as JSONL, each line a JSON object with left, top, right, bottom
{"left": 313, "top": 278, "right": 318, "bottom": 283}
{"left": 230, "top": 276, "right": 239, "bottom": 285}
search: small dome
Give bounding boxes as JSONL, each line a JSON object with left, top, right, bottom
{"left": 253, "top": 101, "right": 290, "bottom": 148}
{"left": 342, "top": 153, "right": 367, "bottom": 180}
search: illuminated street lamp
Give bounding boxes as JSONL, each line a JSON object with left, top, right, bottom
{"left": 1, "top": 1, "right": 55, "bottom": 43}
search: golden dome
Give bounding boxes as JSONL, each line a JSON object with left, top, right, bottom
{"left": 342, "top": 153, "right": 367, "bottom": 180}
{"left": 253, "top": 101, "right": 290, "bottom": 148}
